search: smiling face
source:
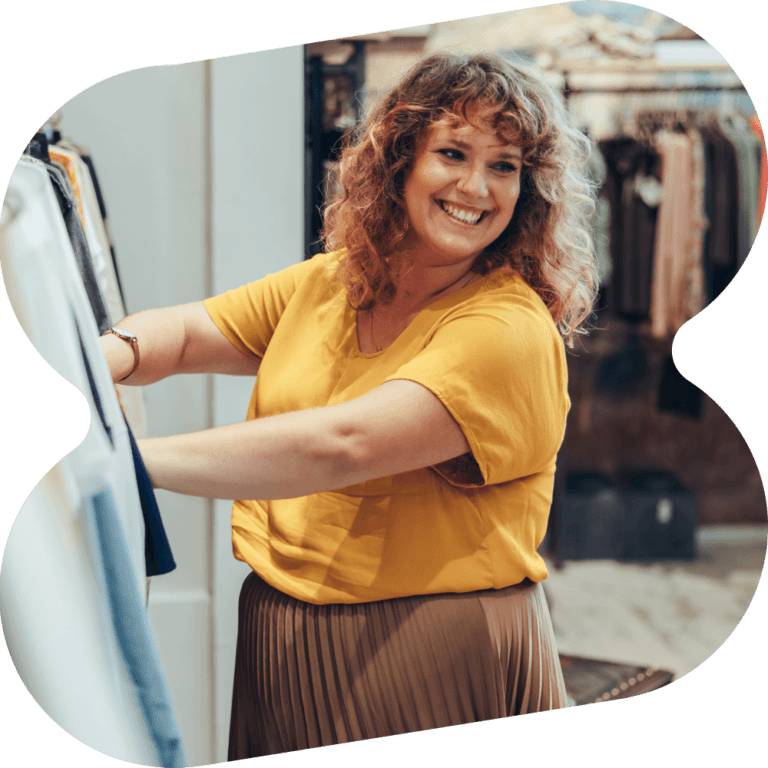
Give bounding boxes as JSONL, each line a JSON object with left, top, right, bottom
{"left": 401, "top": 107, "right": 523, "bottom": 271}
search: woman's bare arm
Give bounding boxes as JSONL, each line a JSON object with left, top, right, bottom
{"left": 137, "top": 379, "right": 472, "bottom": 500}
{"left": 103, "top": 301, "right": 261, "bottom": 384}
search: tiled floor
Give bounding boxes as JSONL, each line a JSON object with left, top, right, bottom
{"left": 541, "top": 526, "right": 767, "bottom": 680}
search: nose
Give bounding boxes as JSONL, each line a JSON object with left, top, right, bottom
{"left": 456, "top": 163, "right": 489, "bottom": 199}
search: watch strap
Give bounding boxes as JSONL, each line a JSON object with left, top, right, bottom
{"left": 106, "top": 327, "right": 140, "bottom": 381}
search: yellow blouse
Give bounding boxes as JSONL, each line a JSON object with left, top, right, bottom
{"left": 204, "top": 250, "right": 570, "bottom": 604}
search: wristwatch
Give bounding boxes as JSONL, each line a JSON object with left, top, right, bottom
{"left": 104, "top": 326, "right": 140, "bottom": 382}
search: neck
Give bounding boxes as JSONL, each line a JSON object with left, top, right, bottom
{"left": 364, "top": 263, "right": 480, "bottom": 354}
{"left": 388, "top": 257, "right": 480, "bottom": 312}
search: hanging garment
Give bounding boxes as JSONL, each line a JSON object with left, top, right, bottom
{"left": 63, "top": 142, "right": 128, "bottom": 310}
{"left": 52, "top": 139, "right": 148, "bottom": 437}
{"left": 673, "top": 127, "right": 708, "bottom": 333}
{"left": 718, "top": 115, "right": 761, "bottom": 266}
{"left": 650, "top": 130, "right": 680, "bottom": 332}
{"left": 23, "top": 135, "right": 111, "bottom": 334}
{"left": 595, "top": 331, "right": 652, "bottom": 397}
{"left": 649, "top": 130, "right": 693, "bottom": 339}
{"left": 50, "top": 146, "right": 114, "bottom": 305}
{"left": 48, "top": 145, "right": 87, "bottom": 227}
{"left": 125, "top": 422, "right": 176, "bottom": 577}
{"left": 585, "top": 140, "right": 612, "bottom": 286}
{"left": 657, "top": 354, "right": 704, "bottom": 420}
{"left": 0, "top": 158, "right": 184, "bottom": 767}
{"left": 598, "top": 137, "right": 662, "bottom": 320}
{"left": 700, "top": 122, "right": 740, "bottom": 299}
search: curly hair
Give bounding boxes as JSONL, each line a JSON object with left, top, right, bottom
{"left": 321, "top": 52, "right": 599, "bottom": 345}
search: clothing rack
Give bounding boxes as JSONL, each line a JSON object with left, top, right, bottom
{"left": 560, "top": 71, "right": 755, "bottom": 159}
{"left": 562, "top": 71, "right": 748, "bottom": 102}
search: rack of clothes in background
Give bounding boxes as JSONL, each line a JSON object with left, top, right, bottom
{"left": 0, "top": 115, "right": 184, "bottom": 767}
{"left": 593, "top": 100, "right": 765, "bottom": 329}
{"left": 588, "top": 86, "right": 766, "bottom": 418}
{"left": 547, "top": 79, "right": 767, "bottom": 566}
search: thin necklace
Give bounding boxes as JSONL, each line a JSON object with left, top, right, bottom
{"left": 368, "top": 270, "right": 477, "bottom": 353}
{"left": 369, "top": 306, "right": 383, "bottom": 352}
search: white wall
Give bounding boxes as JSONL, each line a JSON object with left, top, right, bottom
{"left": 210, "top": 46, "right": 305, "bottom": 761}
{"left": 58, "top": 45, "right": 304, "bottom": 766}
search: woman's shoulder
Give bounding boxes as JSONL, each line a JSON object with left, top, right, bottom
{"left": 289, "top": 249, "right": 346, "bottom": 282}
{"left": 464, "top": 269, "right": 553, "bottom": 319}
{"left": 440, "top": 270, "right": 563, "bottom": 349}
{"left": 257, "top": 249, "right": 344, "bottom": 295}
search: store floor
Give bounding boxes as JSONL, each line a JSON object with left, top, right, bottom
{"left": 541, "top": 525, "right": 767, "bottom": 680}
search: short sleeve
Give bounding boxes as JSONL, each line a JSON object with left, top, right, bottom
{"left": 385, "top": 292, "right": 570, "bottom": 487}
{"left": 203, "top": 257, "right": 316, "bottom": 358}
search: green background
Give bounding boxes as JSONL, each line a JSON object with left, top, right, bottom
{"left": 0, "top": 0, "right": 768, "bottom": 768}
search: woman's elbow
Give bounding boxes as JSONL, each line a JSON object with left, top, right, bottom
{"left": 318, "top": 425, "right": 370, "bottom": 487}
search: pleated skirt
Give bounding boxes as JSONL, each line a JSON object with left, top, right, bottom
{"left": 228, "top": 571, "right": 568, "bottom": 759}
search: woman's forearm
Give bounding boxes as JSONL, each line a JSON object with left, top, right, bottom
{"left": 136, "top": 379, "right": 472, "bottom": 502}
{"left": 137, "top": 408, "right": 358, "bottom": 501}
{"left": 103, "top": 301, "right": 262, "bottom": 385}
{"left": 103, "top": 307, "right": 188, "bottom": 385}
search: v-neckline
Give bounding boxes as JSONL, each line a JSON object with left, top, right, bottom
{"left": 352, "top": 274, "right": 488, "bottom": 357}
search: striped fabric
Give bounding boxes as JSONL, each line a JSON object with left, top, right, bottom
{"left": 228, "top": 572, "right": 568, "bottom": 758}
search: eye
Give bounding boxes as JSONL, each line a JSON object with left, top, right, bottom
{"left": 437, "top": 148, "right": 464, "bottom": 161}
{"left": 492, "top": 162, "right": 519, "bottom": 174}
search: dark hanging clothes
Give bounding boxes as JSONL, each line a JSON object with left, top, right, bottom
{"left": 24, "top": 132, "right": 51, "bottom": 162}
{"left": 125, "top": 422, "right": 177, "bottom": 577}
{"left": 599, "top": 138, "right": 662, "bottom": 321}
{"left": 23, "top": 134, "right": 111, "bottom": 334}
{"left": 699, "top": 124, "right": 740, "bottom": 300}
{"left": 48, "top": 164, "right": 112, "bottom": 334}
{"left": 657, "top": 354, "right": 704, "bottom": 420}
{"left": 595, "top": 332, "right": 652, "bottom": 397}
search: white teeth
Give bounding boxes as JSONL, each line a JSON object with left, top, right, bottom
{"left": 440, "top": 202, "right": 484, "bottom": 225}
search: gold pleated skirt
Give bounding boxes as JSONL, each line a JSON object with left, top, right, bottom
{"left": 228, "top": 571, "right": 568, "bottom": 759}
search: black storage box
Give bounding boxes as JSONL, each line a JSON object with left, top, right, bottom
{"left": 619, "top": 471, "right": 698, "bottom": 561}
{"left": 553, "top": 472, "right": 627, "bottom": 560}
{"left": 552, "top": 470, "right": 697, "bottom": 562}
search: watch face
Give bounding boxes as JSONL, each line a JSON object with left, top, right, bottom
{"left": 112, "top": 327, "right": 137, "bottom": 341}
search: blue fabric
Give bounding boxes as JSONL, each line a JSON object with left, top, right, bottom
{"left": 88, "top": 490, "right": 186, "bottom": 768}
{"left": 124, "top": 422, "right": 177, "bottom": 577}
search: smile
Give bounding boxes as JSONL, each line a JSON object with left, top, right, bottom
{"left": 438, "top": 200, "right": 489, "bottom": 226}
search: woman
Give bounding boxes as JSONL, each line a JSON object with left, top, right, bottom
{"left": 102, "top": 52, "right": 598, "bottom": 756}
